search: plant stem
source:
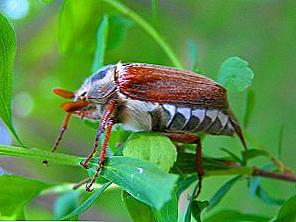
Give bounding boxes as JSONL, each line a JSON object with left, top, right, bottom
{"left": 252, "top": 167, "right": 296, "bottom": 182}
{"left": 0, "top": 145, "right": 80, "bottom": 166}
{"left": 102, "top": 0, "right": 183, "bottom": 69}
{"left": 1, "top": 145, "right": 295, "bottom": 183}
{"left": 205, "top": 166, "right": 296, "bottom": 183}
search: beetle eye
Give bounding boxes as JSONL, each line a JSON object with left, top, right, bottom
{"left": 97, "top": 69, "right": 107, "bottom": 79}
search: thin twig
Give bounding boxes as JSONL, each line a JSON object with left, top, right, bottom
{"left": 252, "top": 167, "right": 296, "bottom": 183}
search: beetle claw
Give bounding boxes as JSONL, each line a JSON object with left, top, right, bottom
{"left": 80, "top": 160, "right": 89, "bottom": 169}
{"left": 85, "top": 180, "right": 94, "bottom": 192}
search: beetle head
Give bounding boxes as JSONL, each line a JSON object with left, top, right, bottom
{"left": 76, "top": 65, "right": 117, "bottom": 104}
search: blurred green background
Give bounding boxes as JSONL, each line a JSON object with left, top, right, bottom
{"left": 0, "top": 0, "right": 295, "bottom": 221}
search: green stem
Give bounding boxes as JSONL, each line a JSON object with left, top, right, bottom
{"left": 0, "top": 145, "right": 81, "bottom": 166}
{"left": 1, "top": 145, "right": 295, "bottom": 183}
{"left": 102, "top": 0, "right": 183, "bottom": 69}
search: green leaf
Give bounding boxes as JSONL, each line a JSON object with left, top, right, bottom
{"left": 217, "top": 56, "right": 254, "bottom": 92}
{"left": 0, "top": 175, "right": 52, "bottom": 219}
{"left": 0, "top": 13, "right": 23, "bottom": 146}
{"left": 207, "top": 176, "right": 241, "bottom": 211}
{"left": 277, "top": 123, "right": 284, "bottom": 160}
{"left": 108, "top": 125, "right": 131, "bottom": 153}
{"left": 220, "top": 148, "right": 243, "bottom": 164}
{"left": 177, "top": 175, "right": 197, "bottom": 197}
{"left": 54, "top": 191, "right": 80, "bottom": 220}
{"left": 107, "top": 15, "right": 133, "bottom": 50}
{"left": 249, "top": 176, "right": 261, "bottom": 197}
{"left": 191, "top": 201, "right": 209, "bottom": 222}
{"left": 59, "top": 0, "right": 101, "bottom": 55}
{"left": 204, "top": 210, "right": 270, "bottom": 222}
{"left": 243, "top": 90, "right": 255, "bottom": 128}
{"left": 153, "top": 192, "right": 178, "bottom": 222}
{"left": 276, "top": 194, "right": 296, "bottom": 222}
{"left": 255, "top": 186, "right": 284, "bottom": 206}
{"left": 185, "top": 182, "right": 199, "bottom": 222}
{"left": 61, "top": 182, "right": 111, "bottom": 220}
{"left": 90, "top": 156, "right": 179, "bottom": 210}
{"left": 123, "top": 132, "right": 177, "bottom": 172}
{"left": 122, "top": 191, "right": 155, "bottom": 222}
{"left": 242, "top": 149, "right": 269, "bottom": 163}
{"left": 92, "top": 15, "right": 109, "bottom": 72}
{"left": 123, "top": 190, "right": 178, "bottom": 222}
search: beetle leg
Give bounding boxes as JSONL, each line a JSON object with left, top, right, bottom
{"left": 161, "top": 132, "right": 204, "bottom": 198}
{"left": 80, "top": 100, "right": 117, "bottom": 169}
{"left": 86, "top": 119, "right": 114, "bottom": 192}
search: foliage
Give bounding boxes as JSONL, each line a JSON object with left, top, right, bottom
{"left": 0, "top": 13, "right": 23, "bottom": 145}
{"left": 0, "top": 1, "right": 295, "bottom": 221}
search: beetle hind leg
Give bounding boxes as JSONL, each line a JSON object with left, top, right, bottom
{"left": 161, "top": 132, "right": 204, "bottom": 198}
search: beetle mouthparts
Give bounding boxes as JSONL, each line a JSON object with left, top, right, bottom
{"left": 60, "top": 100, "right": 89, "bottom": 113}
{"left": 53, "top": 88, "right": 75, "bottom": 99}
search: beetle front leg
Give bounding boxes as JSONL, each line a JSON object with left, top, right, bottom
{"left": 80, "top": 100, "right": 116, "bottom": 169}
{"left": 161, "top": 132, "right": 204, "bottom": 197}
{"left": 86, "top": 119, "right": 114, "bottom": 192}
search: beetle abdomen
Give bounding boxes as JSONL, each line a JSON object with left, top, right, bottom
{"left": 159, "top": 104, "right": 235, "bottom": 136}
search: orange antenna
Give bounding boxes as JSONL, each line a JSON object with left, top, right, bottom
{"left": 61, "top": 100, "right": 89, "bottom": 112}
{"left": 53, "top": 88, "right": 75, "bottom": 99}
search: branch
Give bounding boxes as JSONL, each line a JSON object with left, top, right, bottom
{"left": 1, "top": 145, "right": 295, "bottom": 184}
{"left": 173, "top": 153, "right": 296, "bottom": 184}
{"left": 252, "top": 167, "right": 296, "bottom": 183}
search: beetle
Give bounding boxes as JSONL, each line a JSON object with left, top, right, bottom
{"left": 52, "top": 62, "right": 247, "bottom": 194}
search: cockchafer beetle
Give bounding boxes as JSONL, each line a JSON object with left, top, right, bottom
{"left": 51, "top": 62, "right": 247, "bottom": 194}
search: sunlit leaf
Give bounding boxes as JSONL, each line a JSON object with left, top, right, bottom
{"left": 0, "top": 175, "right": 52, "bottom": 219}
{"left": 0, "top": 13, "right": 23, "bottom": 146}
{"left": 54, "top": 191, "right": 80, "bottom": 220}
{"left": 276, "top": 194, "right": 296, "bottom": 222}
{"left": 122, "top": 191, "right": 155, "bottom": 222}
{"left": 218, "top": 57, "right": 254, "bottom": 92}
{"left": 61, "top": 182, "right": 111, "bottom": 220}
{"left": 204, "top": 210, "right": 270, "bottom": 222}
{"left": 243, "top": 90, "right": 255, "bottom": 128}
{"left": 92, "top": 15, "right": 109, "bottom": 72}
{"left": 123, "top": 132, "right": 177, "bottom": 172}
{"left": 207, "top": 176, "right": 241, "bottom": 211}
{"left": 89, "top": 156, "right": 179, "bottom": 210}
